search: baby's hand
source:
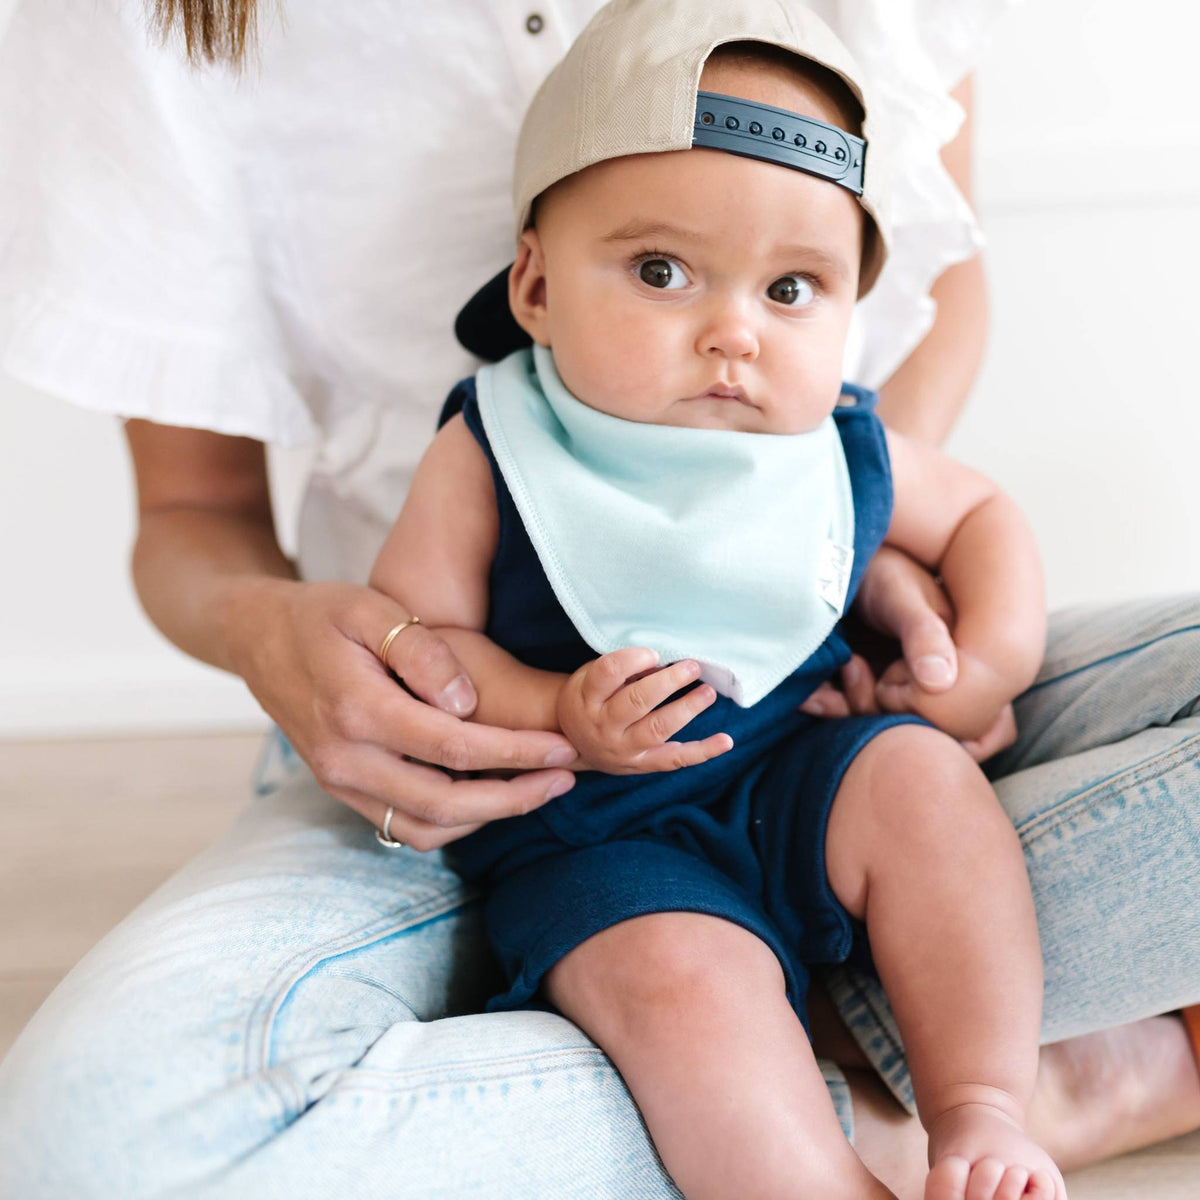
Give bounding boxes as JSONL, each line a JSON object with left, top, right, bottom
{"left": 802, "top": 651, "right": 1017, "bottom": 763}
{"left": 557, "top": 647, "right": 734, "bottom": 774}
{"left": 875, "top": 650, "right": 1018, "bottom": 757}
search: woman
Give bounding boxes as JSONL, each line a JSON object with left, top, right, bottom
{"left": 0, "top": 2, "right": 1197, "bottom": 1195}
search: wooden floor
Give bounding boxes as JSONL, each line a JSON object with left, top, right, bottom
{"left": 0, "top": 732, "right": 261, "bottom": 1052}
{"left": 2, "top": 732, "right": 1198, "bottom": 1195}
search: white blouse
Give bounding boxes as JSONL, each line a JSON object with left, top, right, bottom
{"left": 0, "top": 0, "right": 1012, "bottom": 585}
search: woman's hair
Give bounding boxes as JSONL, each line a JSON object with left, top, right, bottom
{"left": 151, "top": 0, "right": 261, "bottom": 68}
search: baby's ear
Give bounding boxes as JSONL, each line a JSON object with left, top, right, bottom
{"left": 509, "top": 229, "right": 551, "bottom": 346}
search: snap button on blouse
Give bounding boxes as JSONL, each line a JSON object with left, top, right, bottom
{"left": 525, "top": 13, "right": 545, "bottom": 34}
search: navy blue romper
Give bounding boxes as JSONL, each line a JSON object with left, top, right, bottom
{"left": 439, "top": 377, "right": 927, "bottom": 1032}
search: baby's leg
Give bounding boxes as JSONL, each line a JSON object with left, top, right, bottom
{"left": 825, "top": 725, "right": 1067, "bottom": 1200}
{"left": 545, "top": 911, "right": 896, "bottom": 1199}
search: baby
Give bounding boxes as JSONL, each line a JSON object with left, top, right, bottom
{"left": 371, "top": 2, "right": 1065, "bottom": 1197}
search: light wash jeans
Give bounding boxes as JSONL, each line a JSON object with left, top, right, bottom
{"left": 2, "top": 596, "right": 1199, "bottom": 1198}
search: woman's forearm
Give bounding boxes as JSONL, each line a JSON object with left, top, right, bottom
{"left": 123, "top": 418, "right": 300, "bottom": 676}
{"left": 131, "top": 506, "right": 298, "bottom": 674}
{"left": 877, "top": 75, "right": 988, "bottom": 446}
{"left": 876, "top": 252, "right": 988, "bottom": 445}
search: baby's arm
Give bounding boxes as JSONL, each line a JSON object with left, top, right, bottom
{"left": 370, "top": 414, "right": 565, "bottom": 734}
{"left": 881, "top": 430, "right": 1046, "bottom": 740}
{"left": 369, "top": 414, "right": 730, "bottom": 772}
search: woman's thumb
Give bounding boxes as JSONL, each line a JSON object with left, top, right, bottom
{"left": 901, "top": 613, "right": 958, "bottom": 693}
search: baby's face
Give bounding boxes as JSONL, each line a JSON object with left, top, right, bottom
{"left": 512, "top": 64, "right": 864, "bottom": 435}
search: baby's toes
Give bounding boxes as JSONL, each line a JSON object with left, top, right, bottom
{"left": 993, "top": 1166, "right": 1029, "bottom": 1200}
{"left": 924, "top": 1155, "right": 970, "bottom": 1200}
{"left": 964, "top": 1158, "right": 1007, "bottom": 1200}
{"left": 1027, "top": 1168, "right": 1066, "bottom": 1200}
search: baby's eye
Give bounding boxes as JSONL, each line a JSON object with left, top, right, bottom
{"left": 639, "top": 258, "right": 688, "bottom": 290}
{"left": 767, "top": 275, "right": 815, "bottom": 306}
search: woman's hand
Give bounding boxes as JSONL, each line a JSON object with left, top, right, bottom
{"left": 223, "top": 577, "right": 581, "bottom": 850}
{"left": 124, "top": 420, "right": 579, "bottom": 852}
{"left": 799, "top": 546, "right": 1018, "bottom": 762}
{"left": 556, "top": 647, "right": 733, "bottom": 774}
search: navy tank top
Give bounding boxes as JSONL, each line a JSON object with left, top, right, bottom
{"left": 437, "top": 378, "right": 895, "bottom": 855}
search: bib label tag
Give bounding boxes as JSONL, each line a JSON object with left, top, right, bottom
{"left": 817, "top": 539, "right": 854, "bottom": 613}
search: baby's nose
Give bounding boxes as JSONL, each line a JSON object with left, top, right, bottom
{"left": 697, "top": 302, "right": 760, "bottom": 360}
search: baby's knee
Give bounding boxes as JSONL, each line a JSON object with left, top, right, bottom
{"left": 549, "top": 912, "right": 786, "bottom": 1030}
{"left": 852, "top": 724, "right": 998, "bottom": 829}
{"left": 829, "top": 725, "right": 1014, "bottom": 895}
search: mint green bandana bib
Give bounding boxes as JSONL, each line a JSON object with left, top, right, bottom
{"left": 475, "top": 346, "right": 855, "bottom": 707}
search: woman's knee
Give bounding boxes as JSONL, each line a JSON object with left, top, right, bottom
{"left": 0, "top": 977, "right": 203, "bottom": 1196}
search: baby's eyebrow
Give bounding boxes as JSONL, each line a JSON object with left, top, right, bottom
{"left": 603, "top": 220, "right": 850, "bottom": 281}
{"left": 774, "top": 245, "right": 851, "bottom": 281}
{"left": 602, "top": 219, "right": 700, "bottom": 244}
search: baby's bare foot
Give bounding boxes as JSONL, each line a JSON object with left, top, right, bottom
{"left": 925, "top": 1101, "right": 1066, "bottom": 1200}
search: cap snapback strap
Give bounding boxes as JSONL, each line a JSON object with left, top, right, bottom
{"left": 692, "top": 91, "right": 865, "bottom": 196}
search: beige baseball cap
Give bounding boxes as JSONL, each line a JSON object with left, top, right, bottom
{"left": 514, "top": 0, "right": 892, "bottom": 296}
{"left": 455, "top": 0, "right": 893, "bottom": 361}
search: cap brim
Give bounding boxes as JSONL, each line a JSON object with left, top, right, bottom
{"left": 454, "top": 264, "right": 533, "bottom": 362}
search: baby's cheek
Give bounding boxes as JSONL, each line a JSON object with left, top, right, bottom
{"left": 560, "top": 323, "right": 672, "bottom": 415}
{"left": 549, "top": 339, "right": 612, "bottom": 407}
{"left": 779, "top": 346, "right": 846, "bottom": 421}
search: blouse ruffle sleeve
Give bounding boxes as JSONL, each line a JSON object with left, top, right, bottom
{"left": 829, "top": 0, "right": 1020, "bottom": 389}
{"left": 0, "top": 1, "right": 315, "bottom": 446}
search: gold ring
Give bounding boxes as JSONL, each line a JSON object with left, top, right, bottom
{"left": 375, "top": 805, "right": 406, "bottom": 849}
{"left": 379, "top": 616, "right": 421, "bottom": 664}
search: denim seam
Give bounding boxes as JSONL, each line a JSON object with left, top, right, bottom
{"left": 321, "top": 967, "right": 419, "bottom": 1011}
{"left": 243, "top": 885, "right": 477, "bottom": 1105}
{"left": 822, "top": 965, "right": 916, "bottom": 1115}
{"left": 270, "top": 1065, "right": 309, "bottom": 1126}
{"left": 849, "top": 978, "right": 912, "bottom": 1110}
{"left": 1015, "top": 731, "right": 1200, "bottom": 850}
{"left": 1027, "top": 622, "right": 1200, "bottom": 696}
{"left": 342, "top": 1045, "right": 614, "bottom": 1093}
{"left": 818, "top": 1059, "right": 855, "bottom": 1144}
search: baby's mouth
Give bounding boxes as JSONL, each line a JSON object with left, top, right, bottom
{"left": 688, "top": 383, "right": 754, "bottom": 407}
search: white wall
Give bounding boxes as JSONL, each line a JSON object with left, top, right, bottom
{"left": 960, "top": 1, "right": 1200, "bottom": 606}
{"left": 1, "top": 0, "right": 1198, "bottom": 737}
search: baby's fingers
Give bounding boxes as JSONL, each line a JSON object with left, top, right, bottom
{"left": 839, "top": 655, "right": 879, "bottom": 713}
{"left": 635, "top": 732, "right": 734, "bottom": 773}
{"left": 606, "top": 658, "right": 703, "bottom": 728}
{"left": 799, "top": 682, "right": 852, "bottom": 718}
{"left": 875, "top": 660, "right": 916, "bottom": 713}
{"left": 801, "top": 656, "right": 879, "bottom": 718}
{"left": 579, "top": 647, "right": 662, "bottom": 707}
{"left": 627, "top": 681, "right": 718, "bottom": 748}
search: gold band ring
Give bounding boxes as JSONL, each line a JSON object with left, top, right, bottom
{"left": 379, "top": 616, "right": 421, "bottom": 664}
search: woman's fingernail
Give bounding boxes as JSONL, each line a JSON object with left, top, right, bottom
{"left": 544, "top": 746, "right": 575, "bottom": 767}
{"left": 843, "top": 659, "right": 860, "bottom": 684}
{"left": 914, "top": 655, "right": 954, "bottom": 687}
{"left": 438, "top": 675, "right": 476, "bottom": 715}
{"left": 805, "top": 700, "right": 824, "bottom": 715}
{"left": 545, "top": 775, "right": 574, "bottom": 800}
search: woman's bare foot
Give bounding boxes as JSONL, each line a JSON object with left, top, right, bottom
{"left": 1027, "top": 1012, "right": 1200, "bottom": 1172}
{"left": 841, "top": 1008, "right": 1200, "bottom": 1198}
{"left": 925, "top": 1101, "right": 1065, "bottom": 1200}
